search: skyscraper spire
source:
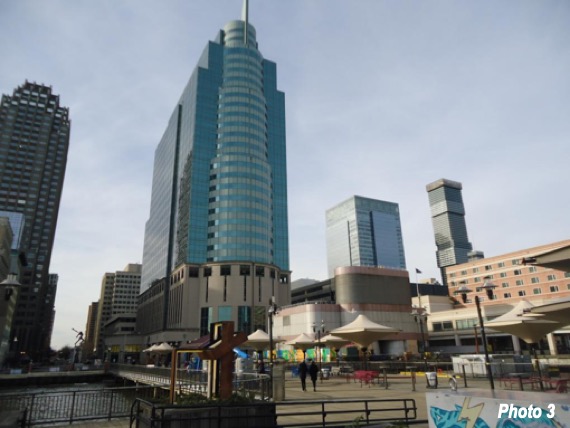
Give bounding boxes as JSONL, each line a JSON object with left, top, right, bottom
{"left": 242, "top": 0, "right": 249, "bottom": 45}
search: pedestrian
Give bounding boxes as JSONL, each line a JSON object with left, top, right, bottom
{"left": 298, "top": 359, "right": 308, "bottom": 391}
{"left": 309, "top": 359, "right": 319, "bottom": 391}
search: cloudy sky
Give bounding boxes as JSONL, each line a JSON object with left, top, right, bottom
{"left": 1, "top": 1, "right": 569, "bottom": 349}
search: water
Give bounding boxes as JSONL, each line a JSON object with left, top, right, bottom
{"left": 0, "top": 381, "right": 156, "bottom": 424}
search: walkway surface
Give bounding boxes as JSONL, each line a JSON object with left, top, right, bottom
{"left": 66, "top": 373, "right": 490, "bottom": 427}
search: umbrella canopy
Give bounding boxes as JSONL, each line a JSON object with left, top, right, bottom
{"left": 285, "top": 333, "right": 315, "bottom": 351}
{"left": 244, "top": 329, "right": 271, "bottom": 350}
{"left": 319, "top": 334, "right": 350, "bottom": 350}
{"left": 154, "top": 342, "right": 175, "bottom": 352}
{"left": 485, "top": 300, "right": 561, "bottom": 344}
{"left": 244, "top": 329, "right": 284, "bottom": 350}
{"left": 330, "top": 314, "right": 399, "bottom": 350}
{"left": 143, "top": 344, "right": 159, "bottom": 353}
{"left": 529, "top": 297, "right": 570, "bottom": 325}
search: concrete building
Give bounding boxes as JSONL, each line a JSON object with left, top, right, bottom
{"left": 93, "top": 264, "right": 141, "bottom": 358}
{"left": 326, "top": 196, "right": 406, "bottom": 277}
{"left": 425, "top": 239, "right": 570, "bottom": 355}
{"left": 0, "top": 82, "right": 70, "bottom": 360}
{"left": 139, "top": 2, "right": 290, "bottom": 342}
{"left": 426, "top": 179, "right": 477, "bottom": 284}
{"left": 82, "top": 301, "right": 99, "bottom": 359}
{"left": 273, "top": 266, "right": 419, "bottom": 358}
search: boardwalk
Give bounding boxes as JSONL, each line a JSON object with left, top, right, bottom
{"left": 67, "top": 373, "right": 476, "bottom": 427}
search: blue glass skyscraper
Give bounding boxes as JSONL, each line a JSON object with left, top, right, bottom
{"left": 141, "top": 5, "right": 289, "bottom": 292}
{"left": 326, "top": 196, "right": 407, "bottom": 278}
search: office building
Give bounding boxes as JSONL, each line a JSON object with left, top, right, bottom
{"left": 426, "top": 179, "right": 475, "bottom": 283}
{"left": 326, "top": 195, "right": 406, "bottom": 277}
{"left": 140, "top": 3, "right": 290, "bottom": 342}
{"left": 429, "top": 239, "right": 570, "bottom": 354}
{"left": 93, "top": 264, "right": 141, "bottom": 358}
{"left": 0, "top": 82, "right": 70, "bottom": 360}
{"left": 83, "top": 301, "right": 99, "bottom": 358}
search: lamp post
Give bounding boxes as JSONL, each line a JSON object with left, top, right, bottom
{"left": 411, "top": 305, "right": 429, "bottom": 371}
{"left": 267, "top": 297, "right": 278, "bottom": 369}
{"left": 456, "top": 279, "right": 497, "bottom": 390}
{"left": 312, "top": 320, "right": 325, "bottom": 375}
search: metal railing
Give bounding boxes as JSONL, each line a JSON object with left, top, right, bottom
{"left": 0, "top": 368, "right": 272, "bottom": 425}
{"left": 109, "top": 364, "right": 272, "bottom": 401}
{"left": 130, "top": 397, "right": 423, "bottom": 427}
{"left": 0, "top": 385, "right": 164, "bottom": 426}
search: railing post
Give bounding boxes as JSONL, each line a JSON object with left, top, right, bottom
{"left": 321, "top": 401, "right": 326, "bottom": 427}
{"left": 69, "top": 391, "right": 76, "bottom": 424}
{"left": 28, "top": 394, "right": 35, "bottom": 427}
{"left": 108, "top": 390, "right": 115, "bottom": 421}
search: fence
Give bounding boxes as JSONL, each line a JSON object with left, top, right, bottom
{"left": 0, "top": 385, "right": 164, "bottom": 426}
{"left": 0, "top": 368, "right": 271, "bottom": 426}
{"left": 130, "top": 397, "right": 424, "bottom": 427}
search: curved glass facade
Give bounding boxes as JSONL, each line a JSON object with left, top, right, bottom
{"left": 142, "top": 18, "right": 288, "bottom": 290}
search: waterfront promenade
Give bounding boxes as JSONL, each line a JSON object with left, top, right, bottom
{"left": 67, "top": 373, "right": 482, "bottom": 427}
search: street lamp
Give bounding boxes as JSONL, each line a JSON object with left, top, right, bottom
{"left": 410, "top": 305, "right": 429, "bottom": 371}
{"left": 267, "top": 297, "right": 278, "bottom": 370}
{"left": 312, "top": 320, "right": 325, "bottom": 375}
{"left": 456, "top": 278, "right": 497, "bottom": 390}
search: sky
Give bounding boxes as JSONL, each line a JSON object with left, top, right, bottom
{"left": 1, "top": 1, "right": 569, "bottom": 350}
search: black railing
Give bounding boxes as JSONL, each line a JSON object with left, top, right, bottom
{"left": 0, "top": 385, "right": 164, "bottom": 426}
{"left": 130, "top": 397, "right": 424, "bottom": 427}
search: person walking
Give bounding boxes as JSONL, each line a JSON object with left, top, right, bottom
{"left": 298, "top": 360, "right": 308, "bottom": 391}
{"left": 309, "top": 359, "right": 319, "bottom": 392}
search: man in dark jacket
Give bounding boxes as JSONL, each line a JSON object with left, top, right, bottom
{"left": 309, "top": 360, "right": 319, "bottom": 391}
{"left": 298, "top": 360, "right": 308, "bottom": 391}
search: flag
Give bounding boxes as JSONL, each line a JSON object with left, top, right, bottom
{"left": 415, "top": 268, "right": 422, "bottom": 274}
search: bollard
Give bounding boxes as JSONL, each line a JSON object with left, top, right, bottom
{"left": 462, "top": 365, "right": 468, "bottom": 388}
{"left": 411, "top": 370, "right": 416, "bottom": 391}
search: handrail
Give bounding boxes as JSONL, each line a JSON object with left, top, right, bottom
{"left": 130, "top": 397, "right": 424, "bottom": 427}
{"left": 0, "top": 385, "right": 162, "bottom": 426}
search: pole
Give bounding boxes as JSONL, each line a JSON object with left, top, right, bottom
{"left": 418, "top": 317, "right": 428, "bottom": 372}
{"left": 475, "top": 296, "right": 494, "bottom": 390}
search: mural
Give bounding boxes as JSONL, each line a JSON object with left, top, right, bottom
{"left": 427, "top": 392, "right": 569, "bottom": 428}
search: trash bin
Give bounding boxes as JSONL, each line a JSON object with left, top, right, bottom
{"left": 321, "top": 368, "right": 330, "bottom": 379}
{"left": 426, "top": 372, "right": 438, "bottom": 389}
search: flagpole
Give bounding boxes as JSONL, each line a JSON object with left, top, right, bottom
{"left": 415, "top": 269, "right": 422, "bottom": 309}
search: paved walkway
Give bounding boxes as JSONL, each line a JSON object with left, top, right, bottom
{"left": 66, "top": 372, "right": 472, "bottom": 427}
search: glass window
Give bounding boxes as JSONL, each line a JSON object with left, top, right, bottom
{"left": 218, "top": 306, "right": 232, "bottom": 321}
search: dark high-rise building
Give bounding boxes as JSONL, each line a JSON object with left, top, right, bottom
{"left": 426, "top": 178, "right": 473, "bottom": 284}
{"left": 140, "top": 2, "right": 290, "bottom": 339}
{"left": 0, "top": 81, "right": 70, "bottom": 359}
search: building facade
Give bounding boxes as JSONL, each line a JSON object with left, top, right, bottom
{"left": 0, "top": 82, "right": 70, "bottom": 360}
{"left": 139, "top": 5, "right": 290, "bottom": 341}
{"left": 427, "top": 239, "right": 570, "bottom": 355}
{"left": 82, "top": 301, "right": 98, "bottom": 359}
{"left": 426, "top": 179, "right": 475, "bottom": 284}
{"left": 326, "top": 195, "right": 406, "bottom": 277}
{"left": 273, "top": 266, "right": 419, "bottom": 358}
{"left": 93, "top": 264, "right": 141, "bottom": 358}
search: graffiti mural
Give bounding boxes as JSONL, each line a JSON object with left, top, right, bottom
{"left": 427, "top": 391, "right": 569, "bottom": 428}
